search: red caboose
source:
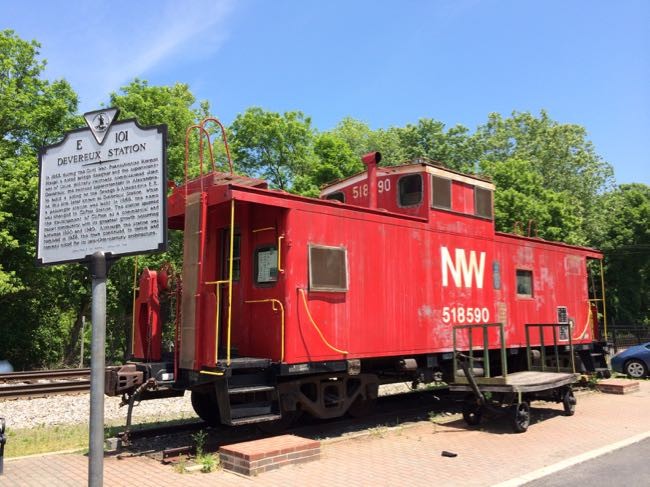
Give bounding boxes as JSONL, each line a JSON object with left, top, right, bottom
{"left": 107, "top": 138, "right": 607, "bottom": 429}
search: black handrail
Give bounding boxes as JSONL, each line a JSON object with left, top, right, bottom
{"left": 525, "top": 323, "right": 575, "bottom": 373}
{"left": 452, "top": 323, "right": 507, "bottom": 381}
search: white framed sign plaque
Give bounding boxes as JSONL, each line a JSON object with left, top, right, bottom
{"left": 36, "top": 108, "right": 168, "bottom": 265}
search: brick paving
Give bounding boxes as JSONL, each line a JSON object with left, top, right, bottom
{"left": 3, "top": 381, "right": 649, "bottom": 486}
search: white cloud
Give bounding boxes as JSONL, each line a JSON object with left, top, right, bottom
{"left": 36, "top": 0, "right": 236, "bottom": 110}
{"left": 103, "top": 1, "right": 233, "bottom": 91}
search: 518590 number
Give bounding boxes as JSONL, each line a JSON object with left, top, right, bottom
{"left": 442, "top": 306, "right": 490, "bottom": 324}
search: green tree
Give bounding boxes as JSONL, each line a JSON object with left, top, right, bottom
{"left": 0, "top": 30, "right": 79, "bottom": 155}
{"left": 482, "top": 158, "right": 584, "bottom": 243}
{"left": 328, "top": 117, "right": 375, "bottom": 157}
{"left": 474, "top": 111, "right": 614, "bottom": 199}
{"left": 392, "top": 119, "right": 477, "bottom": 172}
{"left": 230, "top": 107, "right": 317, "bottom": 190}
{"left": 0, "top": 30, "right": 79, "bottom": 296}
{"left": 293, "top": 132, "right": 361, "bottom": 196}
{"left": 327, "top": 118, "right": 405, "bottom": 164}
{"left": 106, "top": 80, "right": 214, "bottom": 360}
{"left": 473, "top": 111, "right": 614, "bottom": 243}
{"left": 110, "top": 79, "right": 212, "bottom": 184}
{"left": 596, "top": 184, "right": 650, "bottom": 325}
{"left": 0, "top": 31, "right": 82, "bottom": 368}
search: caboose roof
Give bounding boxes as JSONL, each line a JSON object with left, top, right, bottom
{"left": 494, "top": 231, "right": 603, "bottom": 258}
{"left": 320, "top": 159, "right": 494, "bottom": 196}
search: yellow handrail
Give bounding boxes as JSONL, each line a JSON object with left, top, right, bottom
{"left": 278, "top": 235, "right": 285, "bottom": 273}
{"left": 298, "top": 288, "right": 348, "bottom": 355}
{"left": 200, "top": 370, "right": 224, "bottom": 376}
{"left": 205, "top": 279, "right": 229, "bottom": 365}
{"left": 245, "top": 299, "right": 285, "bottom": 361}
{"left": 204, "top": 200, "right": 236, "bottom": 367}
{"left": 573, "top": 300, "right": 593, "bottom": 341}
{"left": 599, "top": 259, "right": 608, "bottom": 340}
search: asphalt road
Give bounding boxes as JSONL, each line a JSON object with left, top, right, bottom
{"left": 524, "top": 438, "right": 650, "bottom": 487}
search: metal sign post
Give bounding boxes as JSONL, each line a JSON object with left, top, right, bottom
{"left": 89, "top": 252, "right": 107, "bottom": 487}
{"left": 36, "top": 108, "right": 167, "bottom": 486}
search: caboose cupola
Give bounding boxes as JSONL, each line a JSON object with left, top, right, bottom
{"left": 320, "top": 156, "right": 496, "bottom": 236}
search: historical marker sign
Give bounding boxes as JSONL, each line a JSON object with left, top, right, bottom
{"left": 37, "top": 109, "right": 167, "bottom": 265}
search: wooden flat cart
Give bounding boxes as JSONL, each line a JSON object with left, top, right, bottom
{"left": 450, "top": 323, "right": 579, "bottom": 433}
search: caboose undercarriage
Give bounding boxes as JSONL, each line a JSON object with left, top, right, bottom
{"left": 106, "top": 337, "right": 607, "bottom": 433}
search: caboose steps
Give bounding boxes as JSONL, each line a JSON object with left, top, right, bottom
{"left": 208, "top": 365, "right": 283, "bottom": 427}
{"left": 230, "top": 402, "right": 274, "bottom": 419}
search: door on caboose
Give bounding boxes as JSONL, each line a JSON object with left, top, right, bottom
{"left": 242, "top": 205, "right": 286, "bottom": 361}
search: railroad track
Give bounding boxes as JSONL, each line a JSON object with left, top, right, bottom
{"left": 116, "top": 388, "right": 463, "bottom": 461}
{"left": 0, "top": 368, "right": 91, "bottom": 399}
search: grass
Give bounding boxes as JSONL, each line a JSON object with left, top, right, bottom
{"left": 174, "top": 457, "right": 188, "bottom": 474}
{"left": 4, "top": 416, "right": 201, "bottom": 458}
{"left": 5, "top": 423, "right": 90, "bottom": 458}
{"left": 198, "top": 453, "right": 220, "bottom": 473}
{"left": 428, "top": 411, "right": 440, "bottom": 433}
{"left": 191, "top": 429, "right": 207, "bottom": 456}
{"left": 367, "top": 425, "right": 388, "bottom": 438}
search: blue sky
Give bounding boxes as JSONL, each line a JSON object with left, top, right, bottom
{"left": 2, "top": 0, "right": 648, "bottom": 184}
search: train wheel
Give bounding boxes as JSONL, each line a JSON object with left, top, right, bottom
{"left": 562, "top": 388, "right": 576, "bottom": 416}
{"left": 512, "top": 402, "right": 530, "bottom": 433}
{"left": 191, "top": 389, "right": 221, "bottom": 426}
{"left": 347, "top": 397, "right": 377, "bottom": 418}
{"left": 462, "top": 401, "right": 482, "bottom": 426}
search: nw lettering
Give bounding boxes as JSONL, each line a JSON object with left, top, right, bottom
{"left": 441, "top": 247, "right": 486, "bottom": 289}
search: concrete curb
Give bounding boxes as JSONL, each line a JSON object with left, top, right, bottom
{"left": 494, "top": 430, "right": 650, "bottom": 487}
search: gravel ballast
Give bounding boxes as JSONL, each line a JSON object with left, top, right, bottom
{"left": 0, "top": 383, "right": 415, "bottom": 430}
{"left": 0, "top": 393, "right": 196, "bottom": 430}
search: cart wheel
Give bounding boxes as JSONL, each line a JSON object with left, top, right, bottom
{"left": 462, "top": 401, "right": 482, "bottom": 426}
{"left": 562, "top": 388, "right": 576, "bottom": 416}
{"left": 512, "top": 402, "right": 530, "bottom": 433}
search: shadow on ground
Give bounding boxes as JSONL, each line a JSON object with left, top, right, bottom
{"left": 113, "top": 387, "right": 583, "bottom": 459}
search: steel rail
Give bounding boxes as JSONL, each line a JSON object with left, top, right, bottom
{"left": 114, "top": 389, "right": 460, "bottom": 457}
{"left": 0, "top": 380, "right": 90, "bottom": 399}
{"left": 0, "top": 368, "right": 91, "bottom": 382}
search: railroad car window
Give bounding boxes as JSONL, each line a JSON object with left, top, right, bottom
{"left": 222, "top": 231, "right": 241, "bottom": 281}
{"left": 493, "top": 261, "right": 501, "bottom": 290}
{"left": 398, "top": 174, "right": 423, "bottom": 207}
{"left": 475, "top": 187, "right": 493, "bottom": 219}
{"left": 309, "top": 244, "right": 348, "bottom": 292}
{"left": 254, "top": 245, "right": 278, "bottom": 285}
{"left": 431, "top": 175, "right": 451, "bottom": 209}
{"left": 516, "top": 269, "right": 533, "bottom": 297}
{"left": 326, "top": 192, "right": 345, "bottom": 203}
